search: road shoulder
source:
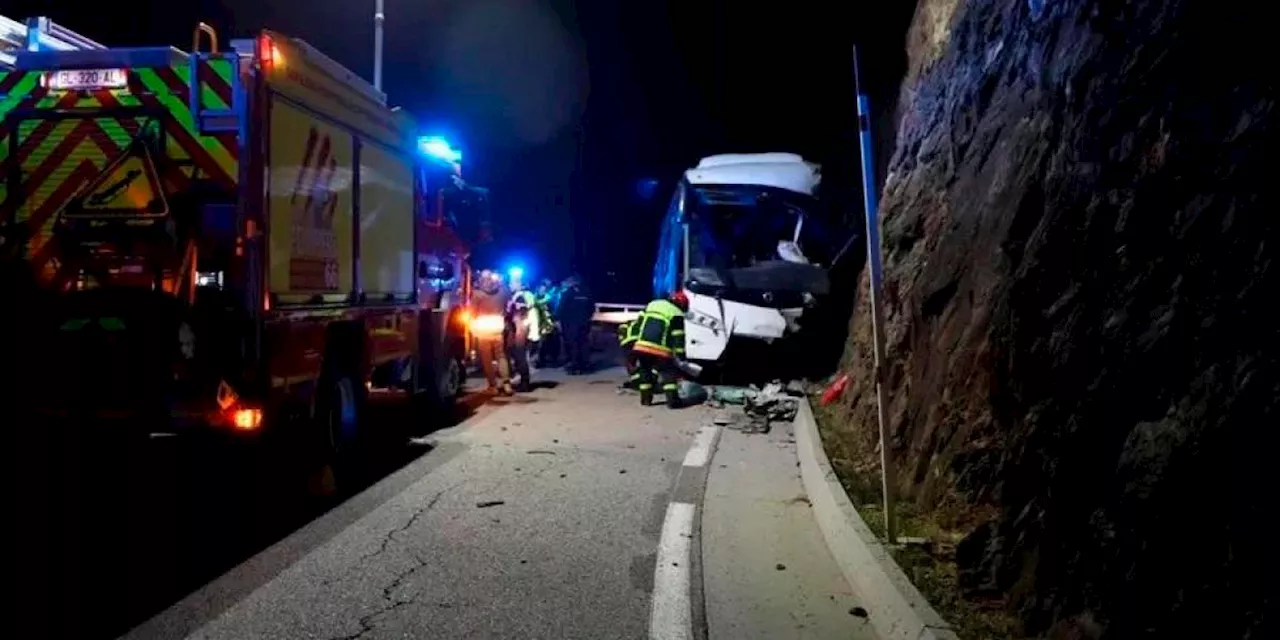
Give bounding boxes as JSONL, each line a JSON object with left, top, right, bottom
{"left": 701, "top": 418, "right": 878, "bottom": 640}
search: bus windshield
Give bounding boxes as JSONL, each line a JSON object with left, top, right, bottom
{"left": 686, "top": 184, "right": 830, "bottom": 270}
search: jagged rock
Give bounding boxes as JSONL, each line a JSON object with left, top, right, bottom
{"left": 834, "top": 0, "right": 1274, "bottom": 637}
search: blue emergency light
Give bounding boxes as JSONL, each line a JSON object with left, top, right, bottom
{"left": 507, "top": 266, "right": 524, "bottom": 281}
{"left": 417, "top": 136, "right": 461, "bottom": 163}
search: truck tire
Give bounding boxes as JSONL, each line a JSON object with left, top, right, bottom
{"left": 436, "top": 356, "right": 463, "bottom": 405}
{"left": 308, "top": 375, "right": 361, "bottom": 497}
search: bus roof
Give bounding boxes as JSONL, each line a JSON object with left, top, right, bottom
{"left": 685, "top": 152, "right": 821, "bottom": 197}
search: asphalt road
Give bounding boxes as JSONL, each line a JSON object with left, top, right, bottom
{"left": 10, "top": 355, "right": 870, "bottom": 640}
{"left": 7, "top": 386, "right": 484, "bottom": 640}
{"left": 115, "top": 366, "right": 704, "bottom": 640}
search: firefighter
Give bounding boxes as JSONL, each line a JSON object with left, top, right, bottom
{"left": 533, "top": 280, "right": 559, "bottom": 366}
{"left": 617, "top": 319, "right": 642, "bottom": 389}
{"left": 631, "top": 290, "right": 689, "bottom": 407}
{"left": 472, "top": 269, "right": 513, "bottom": 395}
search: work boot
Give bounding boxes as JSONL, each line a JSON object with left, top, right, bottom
{"left": 665, "top": 392, "right": 681, "bottom": 409}
{"left": 500, "top": 383, "right": 514, "bottom": 396}
{"left": 639, "top": 391, "right": 654, "bottom": 406}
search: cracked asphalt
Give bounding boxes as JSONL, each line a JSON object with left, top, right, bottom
{"left": 126, "top": 366, "right": 708, "bottom": 640}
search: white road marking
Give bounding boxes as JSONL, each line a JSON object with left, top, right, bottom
{"left": 682, "top": 425, "right": 719, "bottom": 468}
{"left": 650, "top": 501, "right": 696, "bottom": 640}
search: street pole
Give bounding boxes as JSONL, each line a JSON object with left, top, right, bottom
{"left": 373, "top": 0, "right": 385, "bottom": 91}
{"left": 853, "top": 45, "right": 897, "bottom": 544}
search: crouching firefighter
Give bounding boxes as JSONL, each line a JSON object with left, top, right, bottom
{"left": 617, "top": 319, "right": 642, "bottom": 389}
{"left": 630, "top": 291, "right": 689, "bottom": 407}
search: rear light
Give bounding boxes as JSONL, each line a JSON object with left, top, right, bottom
{"left": 258, "top": 34, "right": 284, "bottom": 70}
{"left": 217, "top": 380, "right": 263, "bottom": 431}
{"left": 232, "top": 408, "right": 262, "bottom": 431}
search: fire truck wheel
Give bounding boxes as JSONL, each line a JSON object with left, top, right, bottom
{"left": 439, "top": 357, "right": 463, "bottom": 401}
{"left": 310, "top": 376, "right": 361, "bottom": 496}
{"left": 417, "top": 356, "right": 460, "bottom": 412}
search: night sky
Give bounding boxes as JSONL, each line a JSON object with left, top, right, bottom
{"left": 6, "top": 0, "right": 914, "bottom": 300}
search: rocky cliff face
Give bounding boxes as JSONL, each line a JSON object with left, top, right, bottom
{"left": 837, "top": 0, "right": 1274, "bottom": 637}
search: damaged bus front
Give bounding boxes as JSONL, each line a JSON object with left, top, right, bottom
{"left": 652, "top": 153, "right": 841, "bottom": 364}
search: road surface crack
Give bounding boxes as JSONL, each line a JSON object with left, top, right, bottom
{"left": 326, "top": 515, "right": 462, "bottom": 640}
{"left": 324, "top": 456, "right": 560, "bottom": 639}
{"left": 318, "top": 480, "right": 460, "bottom": 594}
{"left": 361, "top": 481, "right": 462, "bottom": 563}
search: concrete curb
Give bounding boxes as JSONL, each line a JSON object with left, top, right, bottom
{"left": 794, "top": 398, "right": 960, "bottom": 640}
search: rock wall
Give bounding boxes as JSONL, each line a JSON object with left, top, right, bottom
{"left": 837, "top": 0, "right": 1274, "bottom": 637}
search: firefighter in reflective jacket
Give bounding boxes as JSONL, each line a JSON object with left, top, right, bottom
{"left": 630, "top": 291, "right": 689, "bottom": 407}
{"left": 617, "top": 319, "right": 642, "bottom": 389}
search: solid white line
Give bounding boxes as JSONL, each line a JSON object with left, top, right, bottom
{"left": 650, "top": 501, "right": 696, "bottom": 640}
{"left": 681, "top": 425, "right": 719, "bottom": 468}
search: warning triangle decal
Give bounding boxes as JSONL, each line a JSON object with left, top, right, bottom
{"left": 68, "top": 143, "right": 169, "bottom": 217}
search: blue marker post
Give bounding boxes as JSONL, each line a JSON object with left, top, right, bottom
{"left": 853, "top": 45, "right": 897, "bottom": 544}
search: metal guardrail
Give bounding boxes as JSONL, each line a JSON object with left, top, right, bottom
{"left": 1, "top": 14, "right": 105, "bottom": 69}
{"left": 592, "top": 302, "right": 645, "bottom": 325}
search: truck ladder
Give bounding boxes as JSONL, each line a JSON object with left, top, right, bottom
{"left": 1, "top": 14, "right": 105, "bottom": 70}
{"left": 188, "top": 23, "right": 242, "bottom": 135}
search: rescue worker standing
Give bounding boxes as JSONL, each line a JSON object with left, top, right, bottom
{"left": 506, "top": 277, "right": 539, "bottom": 392}
{"left": 471, "top": 270, "right": 513, "bottom": 395}
{"left": 559, "top": 275, "right": 595, "bottom": 374}
{"left": 631, "top": 291, "right": 689, "bottom": 407}
{"left": 534, "top": 281, "right": 559, "bottom": 366}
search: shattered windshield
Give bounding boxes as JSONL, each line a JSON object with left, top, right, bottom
{"left": 686, "top": 185, "right": 829, "bottom": 270}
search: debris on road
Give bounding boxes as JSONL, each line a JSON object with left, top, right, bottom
{"left": 706, "top": 382, "right": 801, "bottom": 434}
{"left": 678, "top": 380, "right": 709, "bottom": 406}
{"left": 776, "top": 563, "right": 787, "bottom": 571}
{"left": 747, "top": 382, "right": 800, "bottom": 423}
{"left": 476, "top": 500, "right": 506, "bottom": 508}
{"left": 526, "top": 450, "right": 557, "bottom": 455}
{"left": 710, "top": 386, "right": 753, "bottom": 405}
{"left": 850, "top": 606, "right": 869, "bottom": 618}
{"left": 709, "top": 381, "right": 800, "bottom": 427}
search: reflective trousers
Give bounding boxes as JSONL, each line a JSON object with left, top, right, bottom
{"left": 635, "top": 352, "right": 680, "bottom": 408}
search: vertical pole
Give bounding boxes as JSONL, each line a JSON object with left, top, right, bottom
{"left": 373, "top": 0, "right": 385, "bottom": 91}
{"left": 853, "top": 45, "right": 897, "bottom": 544}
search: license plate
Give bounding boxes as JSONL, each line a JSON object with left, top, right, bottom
{"left": 48, "top": 68, "right": 128, "bottom": 91}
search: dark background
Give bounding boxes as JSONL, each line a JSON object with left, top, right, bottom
{"left": 6, "top": 0, "right": 916, "bottom": 300}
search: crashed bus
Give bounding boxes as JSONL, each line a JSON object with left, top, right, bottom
{"left": 651, "top": 152, "right": 840, "bottom": 366}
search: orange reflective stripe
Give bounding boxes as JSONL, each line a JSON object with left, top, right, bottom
{"left": 632, "top": 342, "right": 672, "bottom": 357}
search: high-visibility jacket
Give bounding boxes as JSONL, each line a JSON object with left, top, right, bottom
{"left": 617, "top": 320, "right": 640, "bottom": 348}
{"left": 535, "top": 295, "right": 555, "bottom": 337}
{"left": 631, "top": 299, "right": 685, "bottom": 359}
{"left": 509, "top": 290, "right": 541, "bottom": 342}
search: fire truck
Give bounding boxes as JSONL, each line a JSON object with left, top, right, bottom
{"left": 0, "top": 19, "right": 487, "bottom": 487}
